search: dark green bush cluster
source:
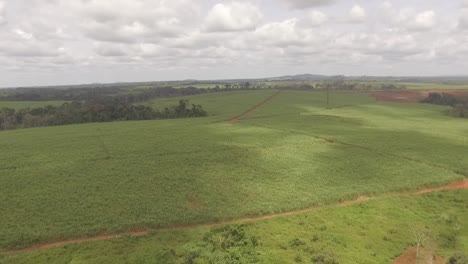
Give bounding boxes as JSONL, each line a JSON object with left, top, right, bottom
{"left": 0, "top": 99, "right": 206, "bottom": 130}
{"left": 421, "top": 93, "right": 468, "bottom": 118}
{"left": 182, "top": 225, "right": 259, "bottom": 264}
{"left": 448, "top": 253, "right": 468, "bottom": 264}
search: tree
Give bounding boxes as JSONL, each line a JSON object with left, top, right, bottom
{"left": 411, "top": 226, "right": 432, "bottom": 259}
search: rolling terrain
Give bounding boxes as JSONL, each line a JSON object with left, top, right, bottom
{"left": 0, "top": 88, "right": 467, "bottom": 263}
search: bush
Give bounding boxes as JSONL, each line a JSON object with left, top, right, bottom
{"left": 448, "top": 253, "right": 468, "bottom": 264}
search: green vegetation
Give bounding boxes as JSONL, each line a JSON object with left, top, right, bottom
{"left": 421, "top": 92, "right": 468, "bottom": 118}
{"left": 0, "top": 89, "right": 466, "bottom": 252}
{"left": 0, "top": 101, "right": 66, "bottom": 110}
{"left": 0, "top": 99, "right": 206, "bottom": 130}
{"left": 1, "top": 190, "right": 466, "bottom": 264}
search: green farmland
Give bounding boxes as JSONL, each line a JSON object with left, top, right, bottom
{"left": 0, "top": 90, "right": 467, "bottom": 262}
{"left": 2, "top": 190, "right": 466, "bottom": 264}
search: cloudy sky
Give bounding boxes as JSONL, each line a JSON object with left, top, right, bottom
{"left": 1, "top": 0, "right": 468, "bottom": 87}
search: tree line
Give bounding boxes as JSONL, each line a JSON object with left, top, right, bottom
{"left": 0, "top": 83, "right": 262, "bottom": 102}
{"left": 0, "top": 99, "right": 207, "bottom": 130}
{"left": 421, "top": 92, "right": 468, "bottom": 118}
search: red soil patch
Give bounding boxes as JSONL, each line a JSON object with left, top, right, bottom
{"left": 228, "top": 91, "right": 282, "bottom": 123}
{"left": 4, "top": 180, "right": 467, "bottom": 254}
{"left": 371, "top": 89, "right": 468, "bottom": 103}
{"left": 393, "top": 246, "right": 445, "bottom": 264}
{"left": 415, "top": 179, "right": 468, "bottom": 195}
{"left": 370, "top": 91, "right": 424, "bottom": 103}
{"left": 5, "top": 231, "right": 149, "bottom": 254}
{"left": 419, "top": 89, "right": 468, "bottom": 98}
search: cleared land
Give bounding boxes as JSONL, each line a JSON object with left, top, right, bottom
{"left": 371, "top": 90, "right": 468, "bottom": 103}
{"left": 0, "top": 89, "right": 467, "bottom": 255}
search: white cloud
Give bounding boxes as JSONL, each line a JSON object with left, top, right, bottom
{"left": 463, "top": 0, "right": 468, "bottom": 8}
{"left": 74, "top": 0, "right": 200, "bottom": 43}
{"left": 459, "top": 9, "right": 468, "bottom": 29}
{"left": 412, "top": 10, "right": 435, "bottom": 30}
{"left": 301, "top": 10, "right": 328, "bottom": 27}
{"left": 0, "top": 0, "right": 466, "bottom": 87}
{"left": 284, "top": 0, "right": 335, "bottom": 9}
{"left": 396, "top": 9, "right": 436, "bottom": 31}
{"left": 0, "top": 1, "right": 6, "bottom": 25}
{"left": 255, "top": 18, "right": 304, "bottom": 46}
{"left": 349, "top": 5, "right": 366, "bottom": 23}
{"left": 204, "top": 2, "right": 262, "bottom": 32}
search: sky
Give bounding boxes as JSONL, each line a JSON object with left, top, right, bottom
{"left": 1, "top": 0, "right": 468, "bottom": 87}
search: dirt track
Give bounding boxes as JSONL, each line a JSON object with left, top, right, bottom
{"left": 4, "top": 180, "right": 467, "bottom": 254}
{"left": 228, "top": 91, "right": 282, "bottom": 122}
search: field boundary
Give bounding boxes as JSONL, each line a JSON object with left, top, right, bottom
{"left": 3, "top": 180, "right": 467, "bottom": 254}
{"left": 228, "top": 91, "right": 282, "bottom": 123}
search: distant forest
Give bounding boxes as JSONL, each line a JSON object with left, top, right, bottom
{"left": 0, "top": 99, "right": 206, "bottom": 130}
{"left": 421, "top": 93, "right": 468, "bottom": 118}
{"left": 0, "top": 83, "right": 260, "bottom": 102}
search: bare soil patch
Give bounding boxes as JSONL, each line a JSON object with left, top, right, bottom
{"left": 415, "top": 179, "right": 468, "bottom": 195}
{"left": 371, "top": 89, "right": 468, "bottom": 103}
{"left": 393, "top": 246, "right": 445, "bottom": 264}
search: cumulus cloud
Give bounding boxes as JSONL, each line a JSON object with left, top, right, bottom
{"left": 396, "top": 9, "right": 436, "bottom": 31}
{"left": 0, "top": 0, "right": 466, "bottom": 87}
{"left": 204, "top": 2, "right": 262, "bottom": 32}
{"left": 74, "top": 0, "right": 200, "bottom": 43}
{"left": 349, "top": 5, "right": 366, "bottom": 23}
{"left": 284, "top": 0, "right": 335, "bottom": 9}
{"left": 301, "top": 10, "right": 328, "bottom": 27}
{"left": 412, "top": 10, "right": 435, "bottom": 30}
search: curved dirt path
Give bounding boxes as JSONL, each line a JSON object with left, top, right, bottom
{"left": 4, "top": 180, "right": 467, "bottom": 254}
{"left": 228, "top": 91, "right": 282, "bottom": 123}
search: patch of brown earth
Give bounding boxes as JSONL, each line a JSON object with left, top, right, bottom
{"left": 228, "top": 91, "right": 282, "bottom": 123}
{"left": 393, "top": 246, "right": 445, "bottom": 264}
{"left": 5, "top": 231, "right": 150, "bottom": 254}
{"left": 415, "top": 179, "right": 468, "bottom": 195}
{"left": 371, "top": 89, "right": 468, "bottom": 103}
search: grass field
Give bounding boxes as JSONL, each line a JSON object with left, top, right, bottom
{"left": 0, "top": 101, "right": 66, "bottom": 110}
{"left": 0, "top": 90, "right": 467, "bottom": 253}
{"left": 1, "top": 190, "right": 466, "bottom": 263}
{"left": 397, "top": 82, "right": 468, "bottom": 90}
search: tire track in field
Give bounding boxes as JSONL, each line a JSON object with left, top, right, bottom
{"left": 228, "top": 91, "right": 282, "bottom": 123}
{"left": 3, "top": 180, "right": 467, "bottom": 254}
{"left": 243, "top": 123, "right": 467, "bottom": 178}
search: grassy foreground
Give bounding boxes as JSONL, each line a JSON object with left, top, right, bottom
{"left": 0, "top": 90, "right": 467, "bottom": 250}
{"left": 1, "top": 190, "right": 466, "bottom": 264}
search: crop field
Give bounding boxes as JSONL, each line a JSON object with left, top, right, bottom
{"left": 398, "top": 82, "right": 468, "bottom": 90}
{"left": 1, "top": 190, "right": 466, "bottom": 263}
{"left": 0, "top": 89, "right": 467, "bottom": 260}
{"left": 0, "top": 101, "right": 66, "bottom": 110}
